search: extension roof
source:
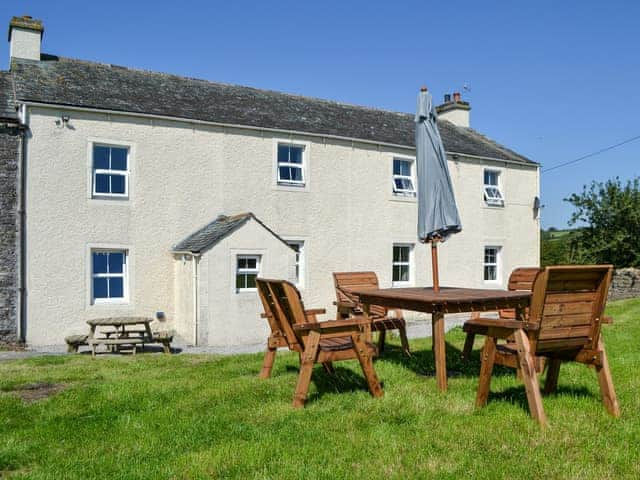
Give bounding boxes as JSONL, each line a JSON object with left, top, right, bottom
{"left": 172, "top": 213, "right": 291, "bottom": 254}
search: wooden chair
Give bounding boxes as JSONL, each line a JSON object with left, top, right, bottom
{"left": 333, "top": 271, "right": 411, "bottom": 356}
{"left": 257, "top": 284, "right": 328, "bottom": 379}
{"left": 256, "top": 278, "right": 384, "bottom": 408}
{"left": 462, "top": 267, "right": 541, "bottom": 360}
{"left": 474, "top": 265, "right": 620, "bottom": 426}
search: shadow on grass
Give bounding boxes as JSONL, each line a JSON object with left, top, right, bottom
{"left": 377, "top": 339, "right": 516, "bottom": 379}
{"left": 486, "top": 384, "right": 597, "bottom": 414}
{"left": 307, "top": 366, "right": 379, "bottom": 403}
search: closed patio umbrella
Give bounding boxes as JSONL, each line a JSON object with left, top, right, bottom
{"left": 415, "top": 87, "right": 462, "bottom": 292}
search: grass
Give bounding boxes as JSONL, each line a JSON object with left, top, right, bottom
{"left": 1, "top": 299, "right": 640, "bottom": 479}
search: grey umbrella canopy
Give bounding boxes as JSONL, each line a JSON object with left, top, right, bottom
{"left": 415, "top": 88, "right": 462, "bottom": 290}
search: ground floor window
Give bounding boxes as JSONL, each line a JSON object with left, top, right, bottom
{"left": 236, "top": 255, "right": 261, "bottom": 292}
{"left": 483, "top": 246, "right": 501, "bottom": 282}
{"left": 286, "top": 240, "right": 305, "bottom": 288}
{"left": 92, "top": 249, "right": 128, "bottom": 303}
{"left": 392, "top": 244, "right": 413, "bottom": 286}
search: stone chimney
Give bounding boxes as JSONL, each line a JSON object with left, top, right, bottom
{"left": 8, "top": 16, "right": 44, "bottom": 61}
{"left": 436, "top": 92, "right": 471, "bottom": 128}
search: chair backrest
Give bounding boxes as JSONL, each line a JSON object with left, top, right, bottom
{"left": 498, "top": 267, "right": 541, "bottom": 319}
{"left": 256, "top": 278, "right": 308, "bottom": 350}
{"left": 507, "top": 267, "right": 542, "bottom": 291}
{"left": 333, "top": 271, "right": 387, "bottom": 318}
{"left": 528, "top": 265, "right": 613, "bottom": 354}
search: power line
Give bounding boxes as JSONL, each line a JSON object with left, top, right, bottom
{"left": 542, "top": 134, "right": 640, "bottom": 173}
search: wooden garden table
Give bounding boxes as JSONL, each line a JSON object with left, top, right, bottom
{"left": 86, "top": 316, "right": 157, "bottom": 357}
{"left": 350, "top": 287, "right": 531, "bottom": 392}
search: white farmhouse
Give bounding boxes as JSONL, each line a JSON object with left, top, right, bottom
{"left": 0, "top": 16, "right": 540, "bottom": 349}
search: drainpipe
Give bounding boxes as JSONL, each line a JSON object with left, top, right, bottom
{"left": 16, "top": 104, "right": 28, "bottom": 343}
{"left": 192, "top": 253, "right": 200, "bottom": 346}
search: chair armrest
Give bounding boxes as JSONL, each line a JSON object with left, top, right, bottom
{"left": 334, "top": 300, "right": 358, "bottom": 309}
{"left": 261, "top": 309, "right": 326, "bottom": 320}
{"left": 602, "top": 315, "right": 613, "bottom": 324}
{"left": 293, "top": 317, "right": 371, "bottom": 333}
{"left": 464, "top": 317, "right": 539, "bottom": 331}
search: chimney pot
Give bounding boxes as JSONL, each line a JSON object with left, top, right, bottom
{"left": 435, "top": 92, "right": 470, "bottom": 127}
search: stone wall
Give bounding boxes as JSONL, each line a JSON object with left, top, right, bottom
{"left": 609, "top": 268, "right": 640, "bottom": 301}
{"left": 0, "top": 126, "right": 20, "bottom": 342}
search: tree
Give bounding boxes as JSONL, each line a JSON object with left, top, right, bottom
{"left": 564, "top": 177, "right": 640, "bottom": 268}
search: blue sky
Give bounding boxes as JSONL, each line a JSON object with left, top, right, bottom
{"left": 3, "top": 1, "right": 638, "bottom": 228}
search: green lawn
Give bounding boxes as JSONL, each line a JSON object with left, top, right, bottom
{"left": 1, "top": 299, "right": 640, "bottom": 479}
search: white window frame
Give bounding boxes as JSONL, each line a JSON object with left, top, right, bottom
{"left": 92, "top": 144, "right": 130, "bottom": 199}
{"left": 91, "top": 249, "right": 129, "bottom": 304}
{"left": 392, "top": 157, "right": 416, "bottom": 197}
{"left": 236, "top": 254, "right": 261, "bottom": 293}
{"left": 285, "top": 240, "right": 305, "bottom": 289}
{"left": 483, "top": 169, "right": 504, "bottom": 206}
{"left": 276, "top": 142, "right": 306, "bottom": 187}
{"left": 392, "top": 243, "right": 414, "bottom": 287}
{"left": 483, "top": 246, "right": 502, "bottom": 284}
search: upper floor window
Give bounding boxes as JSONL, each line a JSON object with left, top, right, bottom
{"left": 92, "top": 249, "right": 128, "bottom": 303}
{"left": 286, "top": 240, "right": 305, "bottom": 288}
{"left": 392, "top": 158, "right": 416, "bottom": 196}
{"left": 236, "top": 255, "right": 261, "bottom": 292}
{"left": 483, "top": 246, "right": 501, "bottom": 282}
{"left": 277, "top": 143, "right": 305, "bottom": 186}
{"left": 483, "top": 169, "right": 504, "bottom": 206}
{"left": 392, "top": 244, "right": 413, "bottom": 286}
{"left": 93, "top": 145, "right": 129, "bottom": 198}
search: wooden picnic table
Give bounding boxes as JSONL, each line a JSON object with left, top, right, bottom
{"left": 350, "top": 287, "right": 531, "bottom": 392}
{"left": 87, "top": 316, "right": 171, "bottom": 356}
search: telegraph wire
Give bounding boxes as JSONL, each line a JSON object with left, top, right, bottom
{"left": 542, "top": 134, "right": 640, "bottom": 173}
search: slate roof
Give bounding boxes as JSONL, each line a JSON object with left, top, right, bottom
{"left": 2, "top": 55, "right": 536, "bottom": 165}
{"left": 0, "top": 72, "right": 17, "bottom": 120}
{"left": 172, "top": 213, "right": 291, "bottom": 254}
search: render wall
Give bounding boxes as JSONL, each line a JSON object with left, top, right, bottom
{"left": 0, "top": 128, "right": 20, "bottom": 342}
{"left": 24, "top": 106, "right": 539, "bottom": 346}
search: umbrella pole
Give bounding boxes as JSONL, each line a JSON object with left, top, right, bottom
{"left": 430, "top": 238, "right": 440, "bottom": 293}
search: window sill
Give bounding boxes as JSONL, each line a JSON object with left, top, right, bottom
{"left": 91, "top": 299, "right": 130, "bottom": 306}
{"left": 236, "top": 289, "right": 258, "bottom": 294}
{"left": 273, "top": 183, "right": 309, "bottom": 193}
{"left": 392, "top": 282, "right": 412, "bottom": 288}
{"left": 91, "top": 195, "right": 130, "bottom": 203}
{"left": 482, "top": 203, "right": 505, "bottom": 210}
{"left": 389, "top": 194, "right": 417, "bottom": 204}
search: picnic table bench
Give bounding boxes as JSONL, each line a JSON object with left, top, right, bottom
{"left": 85, "top": 317, "right": 173, "bottom": 357}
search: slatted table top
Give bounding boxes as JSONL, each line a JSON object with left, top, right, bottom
{"left": 351, "top": 287, "right": 531, "bottom": 313}
{"left": 86, "top": 317, "right": 154, "bottom": 327}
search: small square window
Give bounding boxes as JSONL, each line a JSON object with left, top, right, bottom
{"left": 483, "top": 170, "right": 504, "bottom": 206}
{"left": 392, "top": 158, "right": 415, "bottom": 196}
{"left": 92, "top": 250, "right": 127, "bottom": 302}
{"left": 93, "top": 145, "right": 129, "bottom": 198}
{"left": 277, "top": 144, "right": 305, "bottom": 186}
{"left": 236, "top": 255, "right": 261, "bottom": 292}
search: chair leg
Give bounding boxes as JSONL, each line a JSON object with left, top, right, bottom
{"left": 462, "top": 332, "right": 476, "bottom": 360}
{"left": 293, "top": 331, "right": 320, "bottom": 408}
{"left": 543, "top": 359, "right": 561, "bottom": 395}
{"left": 596, "top": 338, "right": 620, "bottom": 417}
{"left": 322, "top": 362, "right": 336, "bottom": 376}
{"left": 513, "top": 329, "right": 547, "bottom": 426}
{"left": 352, "top": 333, "right": 384, "bottom": 398}
{"left": 398, "top": 324, "right": 411, "bottom": 357}
{"left": 259, "top": 347, "right": 277, "bottom": 379}
{"left": 475, "top": 336, "right": 497, "bottom": 408}
{"left": 377, "top": 329, "right": 386, "bottom": 354}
